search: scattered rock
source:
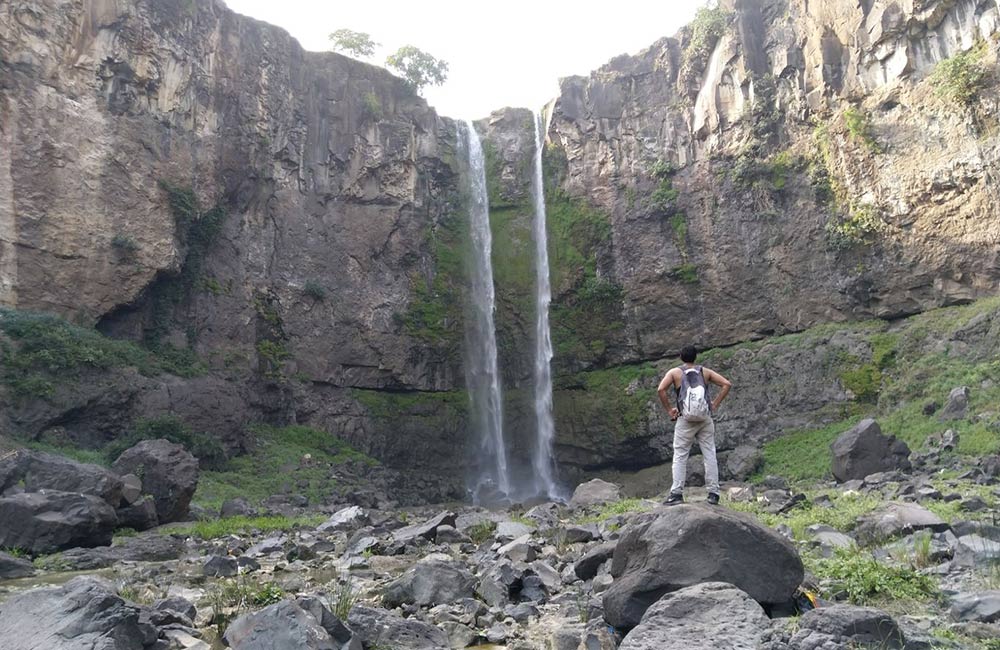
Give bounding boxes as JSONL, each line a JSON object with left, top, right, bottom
{"left": 112, "top": 439, "right": 199, "bottom": 524}
{"left": 498, "top": 534, "right": 537, "bottom": 562}
{"left": 317, "top": 505, "right": 368, "bottom": 532}
{"left": 0, "top": 577, "right": 157, "bottom": 649}
{"left": 224, "top": 599, "right": 339, "bottom": 649}
{"left": 831, "top": 419, "right": 911, "bottom": 482}
{"left": 0, "top": 550, "right": 35, "bottom": 578}
{"left": 204, "top": 555, "right": 239, "bottom": 577}
{"left": 603, "top": 505, "right": 803, "bottom": 629}
{"left": 495, "top": 520, "right": 534, "bottom": 541}
{"left": 348, "top": 605, "right": 450, "bottom": 649}
{"left": 392, "top": 511, "right": 456, "bottom": 544}
{"left": 939, "top": 386, "right": 971, "bottom": 420}
{"left": 20, "top": 451, "right": 124, "bottom": 507}
{"left": 569, "top": 479, "right": 621, "bottom": 508}
{"left": 383, "top": 556, "right": 476, "bottom": 608}
{"left": 854, "top": 502, "right": 949, "bottom": 546}
{"left": 950, "top": 591, "right": 1000, "bottom": 623}
{"left": 220, "top": 497, "right": 257, "bottom": 519}
{"left": 619, "top": 582, "right": 769, "bottom": 650}
{"left": 0, "top": 490, "right": 118, "bottom": 553}
{"left": 120, "top": 474, "right": 143, "bottom": 505}
{"left": 117, "top": 495, "right": 159, "bottom": 531}
{"left": 792, "top": 605, "right": 905, "bottom": 649}
{"left": 725, "top": 445, "right": 764, "bottom": 481}
{"left": 574, "top": 541, "right": 617, "bottom": 580}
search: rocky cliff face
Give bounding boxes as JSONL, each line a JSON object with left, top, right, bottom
{"left": 2, "top": 0, "right": 999, "bottom": 495}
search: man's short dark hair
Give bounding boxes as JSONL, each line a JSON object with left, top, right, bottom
{"left": 680, "top": 345, "right": 697, "bottom": 363}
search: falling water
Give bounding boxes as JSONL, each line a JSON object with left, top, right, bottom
{"left": 530, "top": 111, "right": 560, "bottom": 499}
{"left": 459, "top": 120, "right": 510, "bottom": 501}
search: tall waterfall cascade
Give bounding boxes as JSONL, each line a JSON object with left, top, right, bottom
{"left": 530, "top": 111, "right": 561, "bottom": 500}
{"left": 459, "top": 120, "right": 510, "bottom": 502}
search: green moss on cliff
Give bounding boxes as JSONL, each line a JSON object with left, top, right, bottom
{"left": 0, "top": 308, "right": 205, "bottom": 400}
{"left": 194, "top": 424, "right": 374, "bottom": 510}
{"left": 352, "top": 388, "right": 468, "bottom": 419}
{"left": 398, "top": 207, "right": 468, "bottom": 358}
{"left": 554, "top": 363, "right": 660, "bottom": 444}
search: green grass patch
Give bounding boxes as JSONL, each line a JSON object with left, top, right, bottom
{"left": 808, "top": 548, "right": 938, "bottom": 606}
{"left": 756, "top": 416, "right": 862, "bottom": 482}
{"left": 173, "top": 514, "right": 325, "bottom": 540}
{"left": 577, "top": 498, "right": 654, "bottom": 523}
{"left": 726, "top": 490, "right": 881, "bottom": 540}
{"left": 193, "top": 425, "right": 375, "bottom": 510}
{"left": 931, "top": 44, "right": 989, "bottom": 108}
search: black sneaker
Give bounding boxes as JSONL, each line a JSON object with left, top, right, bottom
{"left": 665, "top": 492, "right": 684, "bottom": 506}
{"left": 707, "top": 492, "right": 720, "bottom": 506}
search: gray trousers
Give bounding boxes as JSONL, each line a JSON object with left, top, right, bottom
{"left": 670, "top": 416, "right": 720, "bottom": 494}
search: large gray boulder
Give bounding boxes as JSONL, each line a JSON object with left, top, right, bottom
{"left": 0, "top": 577, "right": 158, "bottom": 649}
{"left": 603, "top": 505, "right": 803, "bottom": 629}
{"left": 383, "top": 556, "right": 476, "bottom": 608}
{"left": 224, "top": 600, "right": 339, "bottom": 649}
{"left": 619, "top": 582, "right": 770, "bottom": 650}
{"left": 112, "top": 439, "right": 198, "bottom": 524}
{"left": 347, "top": 605, "right": 449, "bottom": 650}
{"left": 0, "top": 490, "right": 118, "bottom": 553}
{"left": 21, "top": 452, "right": 124, "bottom": 507}
{"left": 830, "top": 419, "right": 911, "bottom": 482}
{"left": 569, "top": 479, "right": 622, "bottom": 508}
{"left": 854, "top": 502, "right": 949, "bottom": 546}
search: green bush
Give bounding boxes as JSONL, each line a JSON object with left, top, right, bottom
{"left": 931, "top": 47, "right": 988, "bottom": 107}
{"left": 671, "top": 263, "right": 698, "bottom": 284}
{"left": 105, "top": 416, "right": 225, "bottom": 469}
{"left": 825, "top": 204, "right": 888, "bottom": 249}
{"left": 466, "top": 521, "right": 497, "bottom": 544}
{"left": 361, "top": 92, "right": 383, "bottom": 121}
{"left": 303, "top": 281, "right": 327, "bottom": 301}
{"left": 680, "top": 6, "right": 732, "bottom": 78}
{"left": 811, "top": 548, "right": 937, "bottom": 605}
{"left": 842, "top": 107, "right": 879, "bottom": 152}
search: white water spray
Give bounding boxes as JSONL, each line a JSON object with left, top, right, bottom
{"left": 459, "top": 120, "right": 510, "bottom": 501}
{"left": 530, "top": 111, "right": 560, "bottom": 499}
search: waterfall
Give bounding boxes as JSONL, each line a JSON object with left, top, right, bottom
{"left": 530, "top": 111, "right": 560, "bottom": 500}
{"left": 459, "top": 120, "right": 510, "bottom": 502}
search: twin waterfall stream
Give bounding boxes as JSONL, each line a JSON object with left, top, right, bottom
{"left": 461, "top": 115, "right": 561, "bottom": 504}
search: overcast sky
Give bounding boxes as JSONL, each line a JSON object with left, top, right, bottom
{"left": 224, "top": 0, "right": 703, "bottom": 120}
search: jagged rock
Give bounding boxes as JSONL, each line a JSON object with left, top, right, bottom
{"left": 524, "top": 502, "right": 561, "bottom": 529}
{"left": 569, "top": 479, "right": 621, "bottom": 508}
{"left": 294, "top": 596, "right": 356, "bottom": 647}
{"left": 530, "top": 560, "right": 562, "bottom": 592}
{"left": 154, "top": 596, "right": 197, "bottom": 622}
{"left": 0, "top": 490, "right": 118, "bottom": 553}
{"left": 563, "top": 523, "right": 600, "bottom": 543}
{"left": 347, "top": 605, "right": 449, "bottom": 649}
{"left": 939, "top": 386, "right": 971, "bottom": 420}
{"left": 725, "top": 445, "right": 764, "bottom": 481}
{"left": 383, "top": 556, "right": 476, "bottom": 608}
{"left": 619, "top": 582, "right": 769, "bottom": 649}
{"left": 112, "top": 440, "right": 198, "bottom": 524}
{"left": 224, "top": 600, "right": 338, "bottom": 649}
{"left": 317, "top": 505, "right": 367, "bottom": 532}
{"left": 854, "top": 502, "right": 949, "bottom": 546}
{"left": 954, "top": 534, "right": 1000, "bottom": 565}
{"left": 603, "top": 505, "right": 802, "bottom": 629}
{"left": 790, "top": 605, "right": 905, "bottom": 649}
{"left": 950, "top": 591, "right": 1000, "bottom": 623}
{"left": 805, "top": 524, "right": 854, "bottom": 557}
{"left": 574, "top": 541, "right": 617, "bottom": 580}
{"left": 0, "top": 577, "right": 158, "bottom": 649}
{"left": 476, "top": 560, "right": 522, "bottom": 607}
{"left": 220, "top": 497, "right": 257, "bottom": 519}
{"left": 392, "top": 511, "right": 457, "bottom": 543}
{"left": 120, "top": 474, "right": 143, "bottom": 505}
{"left": 18, "top": 451, "right": 124, "bottom": 507}
{"left": 439, "top": 621, "right": 478, "bottom": 648}
{"left": 495, "top": 520, "right": 534, "bottom": 541}
{"left": 497, "top": 534, "right": 537, "bottom": 562}
{"left": 0, "top": 550, "right": 35, "bottom": 578}
{"left": 203, "top": 556, "right": 238, "bottom": 577}
{"left": 246, "top": 533, "right": 288, "bottom": 557}
{"left": 831, "top": 419, "right": 911, "bottom": 482}
{"left": 433, "top": 524, "right": 471, "bottom": 544}
{"left": 117, "top": 495, "right": 159, "bottom": 532}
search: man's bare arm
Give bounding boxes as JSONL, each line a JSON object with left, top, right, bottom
{"left": 656, "top": 369, "right": 679, "bottom": 418}
{"left": 704, "top": 368, "right": 732, "bottom": 411}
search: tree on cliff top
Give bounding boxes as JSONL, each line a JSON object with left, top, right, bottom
{"left": 329, "top": 29, "right": 379, "bottom": 59}
{"left": 386, "top": 45, "right": 449, "bottom": 93}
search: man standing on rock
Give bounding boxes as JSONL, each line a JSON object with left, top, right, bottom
{"left": 656, "top": 345, "right": 732, "bottom": 506}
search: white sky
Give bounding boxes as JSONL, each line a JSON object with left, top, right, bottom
{"left": 224, "top": 0, "right": 703, "bottom": 120}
